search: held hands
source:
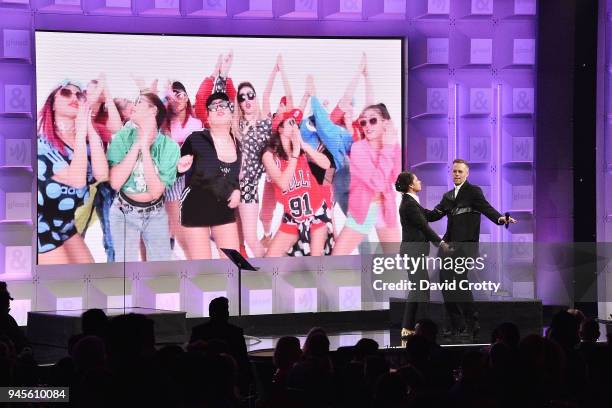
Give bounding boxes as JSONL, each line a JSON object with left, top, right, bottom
{"left": 275, "top": 54, "right": 284, "bottom": 73}
{"left": 177, "top": 155, "right": 193, "bottom": 173}
{"left": 213, "top": 54, "right": 223, "bottom": 77}
{"left": 76, "top": 101, "right": 90, "bottom": 140}
{"left": 131, "top": 74, "right": 158, "bottom": 94}
{"left": 291, "top": 128, "right": 302, "bottom": 158}
{"left": 305, "top": 75, "right": 315, "bottom": 97}
{"left": 498, "top": 216, "right": 518, "bottom": 225}
{"left": 97, "top": 73, "right": 109, "bottom": 101}
{"left": 359, "top": 52, "right": 368, "bottom": 77}
{"left": 227, "top": 189, "right": 240, "bottom": 209}
{"left": 220, "top": 51, "right": 233, "bottom": 78}
{"left": 383, "top": 120, "right": 398, "bottom": 145}
{"left": 137, "top": 114, "right": 158, "bottom": 150}
{"left": 166, "top": 80, "right": 177, "bottom": 103}
{"left": 439, "top": 241, "right": 450, "bottom": 252}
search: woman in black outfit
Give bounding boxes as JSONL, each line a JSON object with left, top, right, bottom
{"left": 178, "top": 92, "right": 241, "bottom": 259}
{"left": 395, "top": 171, "right": 447, "bottom": 337}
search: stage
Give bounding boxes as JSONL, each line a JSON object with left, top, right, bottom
{"left": 26, "top": 299, "right": 547, "bottom": 365}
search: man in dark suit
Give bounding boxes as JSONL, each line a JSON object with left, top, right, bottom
{"left": 428, "top": 159, "right": 516, "bottom": 338}
{"left": 190, "top": 297, "right": 252, "bottom": 393}
{"left": 395, "top": 172, "right": 448, "bottom": 338}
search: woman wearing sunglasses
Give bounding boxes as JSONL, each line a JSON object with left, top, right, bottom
{"left": 236, "top": 55, "right": 293, "bottom": 258}
{"left": 163, "top": 81, "right": 203, "bottom": 253}
{"left": 194, "top": 53, "right": 237, "bottom": 128}
{"left": 262, "top": 109, "right": 333, "bottom": 257}
{"left": 37, "top": 82, "right": 109, "bottom": 264}
{"left": 178, "top": 92, "right": 241, "bottom": 259}
{"left": 332, "top": 103, "right": 401, "bottom": 255}
{"left": 107, "top": 93, "right": 180, "bottom": 262}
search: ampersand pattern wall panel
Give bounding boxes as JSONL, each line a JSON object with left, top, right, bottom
{"left": 0, "top": 0, "right": 538, "bottom": 321}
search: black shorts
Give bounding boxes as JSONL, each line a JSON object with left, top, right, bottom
{"left": 179, "top": 186, "right": 236, "bottom": 227}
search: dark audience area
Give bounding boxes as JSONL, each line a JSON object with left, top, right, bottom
{"left": 1, "top": 285, "right": 611, "bottom": 407}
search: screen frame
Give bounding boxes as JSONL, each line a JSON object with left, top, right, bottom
{"left": 33, "top": 29, "right": 406, "bottom": 265}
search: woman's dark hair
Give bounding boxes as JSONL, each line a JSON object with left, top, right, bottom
{"left": 395, "top": 172, "right": 415, "bottom": 193}
{"left": 356, "top": 103, "right": 391, "bottom": 139}
{"left": 273, "top": 336, "right": 302, "bottom": 370}
{"left": 362, "top": 103, "right": 391, "bottom": 120}
{"left": 237, "top": 82, "right": 255, "bottom": 97}
{"left": 265, "top": 119, "right": 295, "bottom": 161}
{"left": 167, "top": 81, "right": 194, "bottom": 128}
{"left": 237, "top": 82, "right": 256, "bottom": 116}
{"left": 141, "top": 93, "right": 167, "bottom": 129}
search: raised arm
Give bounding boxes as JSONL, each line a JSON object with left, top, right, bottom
{"left": 139, "top": 136, "right": 166, "bottom": 200}
{"left": 337, "top": 54, "right": 364, "bottom": 109}
{"left": 262, "top": 151, "right": 298, "bottom": 192}
{"left": 86, "top": 116, "right": 109, "bottom": 182}
{"left": 299, "top": 135, "right": 331, "bottom": 170}
{"left": 50, "top": 104, "right": 89, "bottom": 188}
{"left": 363, "top": 54, "right": 374, "bottom": 106}
{"left": 277, "top": 55, "right": 294, "bottom": 109}
{"left": 98, "top": 76, "right": 123, "bottom": 134}
{"left": 108, "top": 128, "right": 140, "bottom": 191}
{"left": 194, "top": 55, "right": 224, "bottom": 125}
{"left": 262, "top": 62, "right": 279, "bottom": 117}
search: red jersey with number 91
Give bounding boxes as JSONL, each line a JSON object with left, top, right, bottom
{"left": 274, "top": 154, "right": 330, "bottom": 222}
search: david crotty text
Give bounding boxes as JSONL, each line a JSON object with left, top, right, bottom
{"left": 372, "top": 279, "right": 501, "bottom": 293}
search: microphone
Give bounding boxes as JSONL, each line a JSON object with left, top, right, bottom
{"left": 504, "top": 212, "right": 510, "bottom": 229}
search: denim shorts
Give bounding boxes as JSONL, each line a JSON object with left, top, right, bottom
{"left": 344, "top": 202, "right": 380, "bottom": 235}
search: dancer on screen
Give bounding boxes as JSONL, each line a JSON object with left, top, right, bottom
{"left": 178, "top": 92, "right": 241, "bottom": 259}
{"left": 163, "top": 80, "right": 202, "bottom": 253}
{"left": 107, "top": 93, "right": 180, "bottom": 262}
{"left": 37, "top": 81, "right": 109, "bottom": 264}
{"left": 235, "top": 55, "right": 293, "bottom": 257}
{"left": 332, "top": 103, "right": 401, "bottom": 255}
{"left": 77, "top": 76, "right": 126, "bottom": 262}
{"left": 262, "top": 109, "right": 333, "bottom": 257}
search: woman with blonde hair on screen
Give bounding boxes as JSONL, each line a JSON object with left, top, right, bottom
{"left": 37, "top": 81, "right": 109, "bottom": 264}
{"left": 178, "top": 92, "right": 241, "bottom": 259}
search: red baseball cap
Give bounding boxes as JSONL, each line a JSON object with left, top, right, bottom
{"left": 272, "top": 109, "right": 303, "bottom": 133}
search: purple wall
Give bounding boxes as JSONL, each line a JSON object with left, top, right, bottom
{"left": 0, "top": 0, "right": 543, "bottom": 317}
{"left": 599, "top": 0, "right": 612, "bottom": 243}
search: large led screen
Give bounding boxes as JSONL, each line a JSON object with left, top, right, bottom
{"left": 35, "top": 31, "right": 403, "bottom": 264}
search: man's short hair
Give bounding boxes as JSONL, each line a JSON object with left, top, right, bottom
{"left": 453, "top": 158, "right": 469, "bottom": 169}
{"left": 209, "top": 297, "right": 230, "bottom": 320}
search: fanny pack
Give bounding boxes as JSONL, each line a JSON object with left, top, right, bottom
{"left": 451, "top": 206, "right": 479, "bottom": 216}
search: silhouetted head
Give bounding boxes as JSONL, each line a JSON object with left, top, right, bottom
{"left": 209, "top": 297, "right": 230, "bottom": 321}
{"left": 82, "top": 308, "right": 108, "bottom": 337}
{"left": 415, "top": 318, "right": 438, "bottom": 343}
{"left": 579, "top": 318, "right": 600, "bottom": 343}
{"left": 353, "top": 338, "right": 379, "bottom": 361}
{"left": 273, "top": 336, "right": 302, "bottom": 370}
{"left": 491, "top": 322, "right": 520, "bottom": 348}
